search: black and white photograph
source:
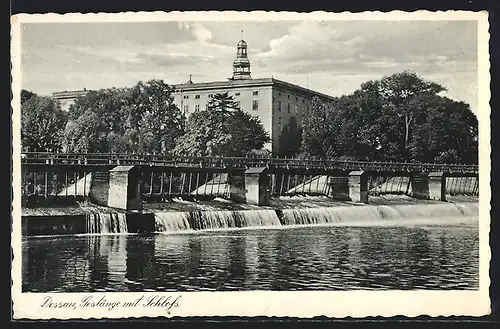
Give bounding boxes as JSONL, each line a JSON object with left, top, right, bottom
{"left": 11, "top": 11, "right": 490, "bottom": 319}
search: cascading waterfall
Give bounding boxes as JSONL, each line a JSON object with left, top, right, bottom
{"left": 280, "top": 205, "right": 401, "bottom": 225}
{"left": 391, "top": 202, "right": 479, "bottom": 218}
{"left": 154, "top": 212, "right": 191, "bottom": 231}
{"left": 154, "top": 209, "right": 281, "bottom": 232}
{"left": 279, "top": 203, "right": 479, "bottom": 226}
{"left": 85, "top": 213, "right": 128, "bottom": 234}
{"left": 153, "top": 202, "right": 477, "bottom": 233}
{"left": 81, "top": 202, "right": 478, "bottom": 235}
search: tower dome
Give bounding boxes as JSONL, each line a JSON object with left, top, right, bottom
{"left": 232, "top": 38, "right": 251, "bottom": 80}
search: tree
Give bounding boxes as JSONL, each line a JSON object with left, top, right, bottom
{"left": 131, "top": 80, "right": 186, "bottom": 154}
{"left": 278, "top": 116, "right": 302, "bottom": 158}
{"left": 206, "top": 92, "right": 239, "bottom": 112}
{"left": 408, "top": 94, "right": 478, "bottom": 164}
{"left": 21, "top": 89, "right": 36, "bottom": 105}
{"left": 174, "top": 94, "right": 269, "bottom": 157}
{"left": 21, "top": 91, "right": 67, "bottom": 152}
{"left": 61, "top": 112, "right": 109, "bottom": 153}
{"left": 225, "top": 109, "right": 270, "bottom": 156}
{"left": 302, "top": 96, "right": 346, "bottom": 159}
{"left": 301, "top": 71, "right": 478, "bottom": 164}
{"left": 62, "top": 80, "right": 185, "bottom": 154}
{"left": 173, "top": 110, "right": 232, "bottom": 156}
{"left": 378, "top": 70, "right": 446, "bottom": 161}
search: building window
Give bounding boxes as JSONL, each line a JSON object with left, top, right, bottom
{"left": 195, "top": 95, "right": 200, "bottom": 99}
{"left": 287, "top": 94, "right": 290, "bottom": 99}
{"left": 278, "top": 92, "right": 281, "bottom": 96}
{"left": 278, "top": 101, "right": 282, "bottom": 112}
{"left": 253, "top": 91, "right": 259, "bottom": 96}
{"left": 208, "top": 94, "right": 213, "bottom": 98}
{"left": 195, "top": 104, "right": 200, "bottom": 112}
{"left": 235, "top": 92, "right": 240, "bottom": 96}
{"left": 295, "top": 104, "right": 299, "bottom": 114}
{"left": 296, "top": 97, "right": 298, "bottom": 101}
{"left": 303, "top": 99, "right": 305, "bottom": 103}
{"left": 278, "top": 116, "right": 282, "bottom": 128}
{"left": 252, "top": 100, "right": 259, "bottom": 111}
{"left": 183, "top": 104, "right": 189, "bottom": 113}
{"left": 183, "top": 95, "right": 189, "bottom": 99}
{"left": 287, "top": 103, "right": 291, "bottom": 113}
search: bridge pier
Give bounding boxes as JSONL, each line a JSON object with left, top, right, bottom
{"left": 227, "top": 168, "right": 271, "bottom": 206}
{"left": 326, "top": 171, "right": 368, "bottom": 203}
{"left": 227, "top": 171, "right": 246, "bottom": 203}
{"left": 244, "top": 168, "right": 270, "bottom": 206}
{"left": 328, "top": 176, "right": 351, "bottom": 201}
{"left": 348, "top": 170, "right": 369, "bottom": 204}
{"left": 411, "top": 172, "right": 446, "bottom": 202}
{"left": 89, "top": 171, "right": 110, "bottom": 206}
{"left": 107, "top": 166, "right": 143, "bottom": 211}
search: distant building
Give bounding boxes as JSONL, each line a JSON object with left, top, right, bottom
{"left": 172, "top": 38, "right": 336, "bottom": 154}
{"left": 52, "top": 89, "right": 89, "bottom": 111}
{"left": 51, "top": 38, "right": 336, "bottom": 155}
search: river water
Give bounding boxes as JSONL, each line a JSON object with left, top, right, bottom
{"left": 22, "top": 221, "right": 479, "bottom": 292}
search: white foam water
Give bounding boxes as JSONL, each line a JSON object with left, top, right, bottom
{"left": 154, "top": 202, "right": 478, "bottom": 233}
{"left": 280, "top": 205, "right": 401, "bottom": 225}
{"left": 85, "top": 213, "right": 128, "bottom": 234}
{"left": 154, "top": 209, "right": 281, "bottom": 232}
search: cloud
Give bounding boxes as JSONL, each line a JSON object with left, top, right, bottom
{"left": 257, "top": 21, "right": 364, "bottom": 62}
{"left": 20, "top": 20, "right": 479, "bottom": 111}
{"left": 177, "top": 22, "right": 213, "bottom": 43}
{"left": 255, "top": 20, "right": 477, "bottom": 78}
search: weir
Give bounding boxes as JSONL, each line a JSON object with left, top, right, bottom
{"left": 21, "top": 200, "right": 479, "bottom": 236}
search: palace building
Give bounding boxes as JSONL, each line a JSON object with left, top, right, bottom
{"left": 52, "top": 38, "right": 336, "bottom": 155}
{"left": 52, "top": 89, "right": 89, "bottom": 111}
{"left": 172, "top": 38, "right": 336, "bottom": 154}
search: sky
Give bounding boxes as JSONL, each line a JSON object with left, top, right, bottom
{"left": 20, "top": 19, "right": 478, "bottom": 112}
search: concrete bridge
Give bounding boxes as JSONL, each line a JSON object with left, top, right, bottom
{"left": 20, "top": 152, "right": 479, "bottom": 210}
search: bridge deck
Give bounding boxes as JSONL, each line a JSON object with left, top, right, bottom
{"left": 20, "top": 152, "right": 479, "bottom": 174}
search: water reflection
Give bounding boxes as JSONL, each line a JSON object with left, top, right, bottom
{"left": 22, "top": 224, "right": 479, "bottom": 292}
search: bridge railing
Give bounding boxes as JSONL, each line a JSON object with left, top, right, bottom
{"left": 20, "top": 152, "right": 479, "bottom": 173}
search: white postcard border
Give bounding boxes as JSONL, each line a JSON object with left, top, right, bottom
{"left": 11, "top": 10, "right": 491, "bottom": 319}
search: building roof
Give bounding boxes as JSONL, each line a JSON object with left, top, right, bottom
{"left": 52, "top": 89, "right": 90, "bottom": 100}
{"left": 172, "top": 77, "right": 337, "bottom": 101}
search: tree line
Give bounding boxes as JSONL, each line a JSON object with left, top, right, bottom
{"left": 21, "top": 71, "right": 478, "bottom": 164}
{"left": 282, "top": 70, "right": 478, "bottom": 164}
{"left": 21, "top": 80, "right": 269, "bottom": 157}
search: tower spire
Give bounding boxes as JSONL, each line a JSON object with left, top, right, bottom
{"left": 232, "top": 36, "right": 251, "bottom": 80}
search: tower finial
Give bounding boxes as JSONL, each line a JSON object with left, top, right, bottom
{"left": 241, "top": 29, "right": 243, "bottom": 40}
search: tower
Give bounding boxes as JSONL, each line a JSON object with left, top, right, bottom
{"left": 232, "top": 35, "right": 251, "bottom": 80}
